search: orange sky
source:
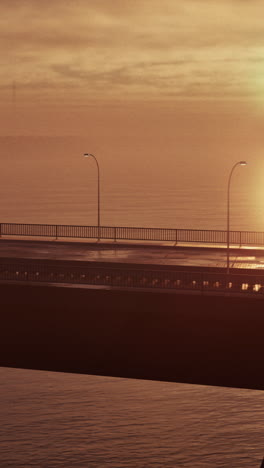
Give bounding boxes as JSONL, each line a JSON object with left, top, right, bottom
{"left": 1, "top": 1, "right": 264, "bottom": 230}
{"left": 1, "top": 0, "right": 264, "bottom": 135}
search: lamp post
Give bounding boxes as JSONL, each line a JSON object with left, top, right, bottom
{"left": 227, "top": 160, "right": 247, "bottom": 275}
{"left": 84, "top": 153, "right": 100, "bottom": 241}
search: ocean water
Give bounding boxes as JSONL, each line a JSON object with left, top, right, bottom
{"left": 0, "top": 136, "right": 264, "bottom": 467}
{"left": 1, "top": 135, "right": 264, "bottom": 231}
{"left": 0, "top": 368, "right": 264, "bottom": 468}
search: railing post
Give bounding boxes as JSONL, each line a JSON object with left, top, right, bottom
{"left": 0, "top": 223, "right": 1, "bottom": 238}
{"left": 239, "top": 231, "right": 242, "bottom": 248}
{"left": 174, "top": 229, "right": 177, "bottom": 246}
{"left": 55, "top": 225, "right": 58, "bottom": 240}
{"left": 114, "top": 226, "right": 117, "bottom": 243}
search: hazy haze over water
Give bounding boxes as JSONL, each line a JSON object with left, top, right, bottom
{"left": 1, "top": 136, "right": 264, "bottom": 231}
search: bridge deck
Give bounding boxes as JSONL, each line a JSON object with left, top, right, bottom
{"left": 1, "top": 238, "right": 264, "bottom": 270}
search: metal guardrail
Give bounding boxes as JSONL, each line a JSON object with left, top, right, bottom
{"left": 1, "top": 222, "right": 264, "bottom": 246}
{"left": 1, "top": 259, "right": 264, "bottom": 296}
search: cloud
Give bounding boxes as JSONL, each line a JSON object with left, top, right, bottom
{"left": 1, "top": 0, "right": 264, "bottom": 102}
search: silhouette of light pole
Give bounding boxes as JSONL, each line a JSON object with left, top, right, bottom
{"left": 84, "top": 153, "right": 100, "bottom": 241}
{"left": 227, "top": 161, "right": 247, "bottom": 274}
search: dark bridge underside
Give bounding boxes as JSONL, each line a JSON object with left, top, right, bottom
{"left": 0, "top": 282, "right": 263, "bottom": 391}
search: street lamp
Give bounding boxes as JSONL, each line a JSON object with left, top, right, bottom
{"left": 84, "top": 153, "right": 100, "bottom": 241}
{"left": 227, "top": 160, "right": 247, "bottom": 274}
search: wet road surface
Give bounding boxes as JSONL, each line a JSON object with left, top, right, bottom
{"left": 1, "top": 239, "right": 264, "bottom": 269}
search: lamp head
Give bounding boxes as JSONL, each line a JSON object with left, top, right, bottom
{"left": 239, "top": 161, "right": 247, "bottom": 166}
{"left": 84, "top": 153, "right": 92, "bottom": 157}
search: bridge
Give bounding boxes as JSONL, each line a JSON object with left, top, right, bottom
{"left": 1, "top": 223, "right": 264, "bottom": 393}
{"left": 1, "top": 222, "right": 264, "bottom": 295}
{"left": 1, "top": 244, "right": 264, "bottom": 295}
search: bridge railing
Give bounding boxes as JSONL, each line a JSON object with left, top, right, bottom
{"left": 1, "top": 222, "right": 264, "bottom": 246}
{"left": 1, "top": 258, "right": 264, "bottom": 296}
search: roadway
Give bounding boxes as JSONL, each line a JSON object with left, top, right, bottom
{"left": 1, "top": 238, "right": 264, "bottom": 270}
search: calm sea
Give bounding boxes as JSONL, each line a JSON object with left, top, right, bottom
{"left": 0, "top": 136, "right": 264, "bottom": 467}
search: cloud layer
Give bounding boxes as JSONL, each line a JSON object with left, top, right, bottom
{"left": 2, "top": 0, "right": 264, "bottom": 103}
